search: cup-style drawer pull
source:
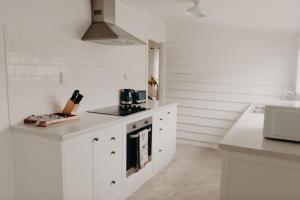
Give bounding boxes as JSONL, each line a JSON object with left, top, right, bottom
{"left": 111, "top": 180, "right": 116, "bottom": 185}
{"left": 111, "top": 137, "right": 116, "bottom": 141}
{"left": 111, "top": 151, "right": 116, "bottom": 155}
{"left": 159, "top": 149, "right": 163, "bottom": 152}
{"left": 93, "top": 138, "right": 99, "bottom": 142}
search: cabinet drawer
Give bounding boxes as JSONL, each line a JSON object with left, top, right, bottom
{"left": 101, "top": 173, "right": 122, "bottom": 200}
{"left": 96, "top": 143, "right": 122, "bottom": 182}
{"left": 153, "top": 144, "right": 168, "bottom": 171}
{"left": 95, "top": 172, "right": 122, "bottom": 200}
{"left": 101, "top": 129, "right": 122, "bottom": 148}
{"left": 154, "top": 112, "right": 166, "bottom": 126}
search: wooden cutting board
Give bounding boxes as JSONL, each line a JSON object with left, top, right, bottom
{"left": 24, "top": 113, "right": 79, "bottom": 127}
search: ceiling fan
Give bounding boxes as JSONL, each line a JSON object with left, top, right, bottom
{"left": 186, "top": 0, "right": 207, "bottom": 18}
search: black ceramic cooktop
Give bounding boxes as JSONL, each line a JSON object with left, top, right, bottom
{"left": 87, "top": 105, "right": 149, "bottom": 116}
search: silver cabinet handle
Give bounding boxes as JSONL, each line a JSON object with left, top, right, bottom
{"left": 129, "top": 128, "right": 152, "bottom": 138}
{"left": 130, "top": 133, "right": 140, "bottom": 138}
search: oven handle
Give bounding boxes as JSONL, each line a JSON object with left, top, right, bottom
{"left": 129, "top": 128, "right": 151, "bottom": 138}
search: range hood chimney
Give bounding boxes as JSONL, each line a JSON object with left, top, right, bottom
{"left": 82, "top": 0, "right": 145, "bottom": 45}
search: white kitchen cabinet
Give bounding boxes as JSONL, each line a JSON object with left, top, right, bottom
{"left": 13, "top": 102, "right": 178, "bottom": 200}
{"left": 153, "top": 105, "right": 177, "bottom": 172}
{"left": 64, "top": 125, "right": 124, "bottom": 200}
{"left": 64, "top": 132, "right": 94, "bottom": 200}
{"left": 15, "top": 125, "right": 124, "bottom": 200}
{"left": 93, "top": 125, "right": 123, "bottom": 200}
{"left": 220, "top": 104, "right": 300, "bottom": 200}
{"left": 220, "top": 150, "right": 300, "bottom": 200}
{"left": 14, "top": 133, "right": 64, "bottom": 200}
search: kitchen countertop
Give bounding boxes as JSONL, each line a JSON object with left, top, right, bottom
{"left": 11, "top": 101, "right": 177, "bottom": 141}
{"left": 219, "top": 104, "right": 300, "bottom": 161}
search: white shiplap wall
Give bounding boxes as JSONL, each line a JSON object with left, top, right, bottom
{"left": 166, "top": 24, "right": 298, "bottom": 147}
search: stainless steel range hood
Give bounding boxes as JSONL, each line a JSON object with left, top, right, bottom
{"left": 82, "top": 0, "right": 145, "bottom": 45}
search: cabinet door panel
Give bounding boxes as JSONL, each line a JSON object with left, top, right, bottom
{"left": 64, "top": 134, "right": 94, "bottom": 200}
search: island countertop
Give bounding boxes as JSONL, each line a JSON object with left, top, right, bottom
{"left": 11, "top": 101, "right": 177, "bottom": 141}
{"left": 219, "top": 104, "right": 300, "bottom": 161}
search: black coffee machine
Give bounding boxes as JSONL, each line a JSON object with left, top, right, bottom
{"left": 120, "top": 89, "right": 134, "bottom": 105}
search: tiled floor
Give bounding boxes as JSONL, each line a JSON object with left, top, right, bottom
{"left": 127, "top": 144, "right": 222, "bottom": 200}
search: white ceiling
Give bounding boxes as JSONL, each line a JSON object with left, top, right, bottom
{"left": 120, "top": 0, "right": 300, "bottom": 33}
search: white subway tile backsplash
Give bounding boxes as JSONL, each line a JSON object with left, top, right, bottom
{"left": 5, "top": 27, "right": 146, "bottom": 124}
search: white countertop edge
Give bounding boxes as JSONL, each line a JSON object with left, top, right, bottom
{"left": 218, "top": 143, "right": 300, "bottom": 162}
{"left": 219, "top": 103, "right": 300, "bottom": 161}
{"left": 11, "top": 101, "right": 178, "bottom": 141}
{"left": 218, "top": 103, "right": 252, "bottom": 150}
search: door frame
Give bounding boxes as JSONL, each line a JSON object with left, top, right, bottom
{"left": 146, "top": 39, "right": 166, "bottom": 101}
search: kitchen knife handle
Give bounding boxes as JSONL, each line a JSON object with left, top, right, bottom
{"left": 71, "top": 90, "right": 80, "bottom": 102}
{"left": 74, "top": 94, "right": 84, "bottom": 104}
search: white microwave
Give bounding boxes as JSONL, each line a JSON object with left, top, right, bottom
{"left": 264, "top": 103, "right": 300, "bottom": 142}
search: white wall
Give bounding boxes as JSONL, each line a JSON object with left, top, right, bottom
{"left": 0, "top": 27, "right": 15, "bottom": 200}
{"left": 166, "top": 23, "right": 298, "bottom": 147}
{"left": 5, "top": 27, "right": 147, "bottom": 124}
{"left": 296, "top": 35, "right": 300, "bottom": 94}
{"left": 0, "top": 0, "right": 166, "bottom": 199}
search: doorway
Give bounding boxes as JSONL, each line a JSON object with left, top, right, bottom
{"left": 148, "top": 40, "right": 161, "bottom": 100}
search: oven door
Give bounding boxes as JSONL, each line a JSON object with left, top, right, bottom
{"left": 126, "top": 125, "right": 152, "bottom": 177}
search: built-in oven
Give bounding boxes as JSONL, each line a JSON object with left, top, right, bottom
{"left": 126, "top": 117, "right": 152, "bottom": 177}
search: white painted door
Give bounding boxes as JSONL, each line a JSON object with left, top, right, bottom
{"left": 64, "top": 133, "right": 94, "bottom": 200}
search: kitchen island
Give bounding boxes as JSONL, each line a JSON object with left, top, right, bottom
{"left": 219, "top": 104, "right": 300, "bottom": 200}
{"left": 12, "top": 101, "right": 177, "bottom": 200}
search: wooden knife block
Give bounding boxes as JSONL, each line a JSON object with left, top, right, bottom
{"left": 62, "top": 99, "right": 79, "bottom": 115}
